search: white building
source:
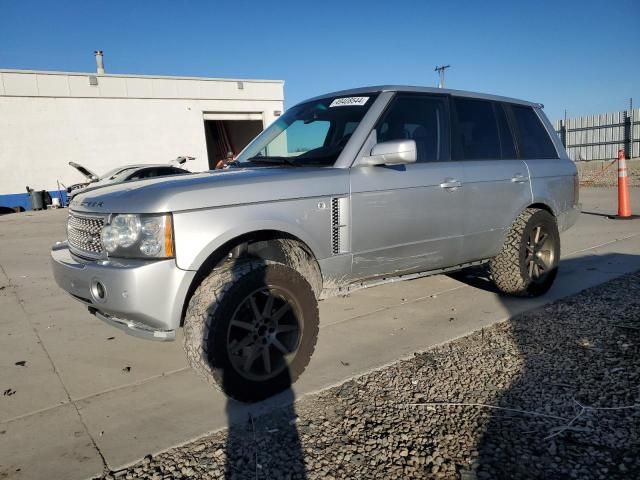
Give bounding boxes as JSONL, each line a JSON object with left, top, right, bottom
{"left": 0, "top": 66, "right": 284, "bottom": 209}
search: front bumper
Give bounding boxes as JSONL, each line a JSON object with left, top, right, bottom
{"left": 51, "top": 242, "right": 196, "bottom": 340}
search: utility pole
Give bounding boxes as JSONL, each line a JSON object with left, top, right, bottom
{"left": 434, "top": 65, "right": 450, "bottom": 88}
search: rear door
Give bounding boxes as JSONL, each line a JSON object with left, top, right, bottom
{"left": 452, "top": 98, "right": 532, "bottom": 262}
{"left": 349, "top": 93, "right": 465, "bottom": 279}
{"left": 509, "top": 105, "right": 576, "bottom": 215}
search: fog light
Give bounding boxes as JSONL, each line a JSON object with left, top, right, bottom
{"left": 91, "top": 280, "right": 107, "bottom": 302}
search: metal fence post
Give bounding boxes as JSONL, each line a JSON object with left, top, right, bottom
{"left": 630, "top": 98, "right": 635, "bottom": 159}
{"left": 624, "top": 109, "right": 631, "bottom": 160}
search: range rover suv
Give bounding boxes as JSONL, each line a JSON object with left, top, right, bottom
{"left": 51, "top": 86, "right": 580, "bottom": 401}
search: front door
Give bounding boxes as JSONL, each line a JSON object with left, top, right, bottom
{"left": 350, "top": 94, "right": 465, "bottom": 279}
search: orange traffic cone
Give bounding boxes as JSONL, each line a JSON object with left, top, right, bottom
{"left": 609, "top": 149, "right": 637, "bottom": 220}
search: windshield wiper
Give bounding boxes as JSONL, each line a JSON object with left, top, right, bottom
{"left": 246, "top": 156, "right": 297, "bottom": 167}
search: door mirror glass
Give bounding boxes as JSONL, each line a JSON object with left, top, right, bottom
{"left": 360, "top": 139, "right": 417, "bottom": 166}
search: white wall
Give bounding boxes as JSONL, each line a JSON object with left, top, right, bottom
{"left": 0, "top": 71, "right": 284, "bottom": 195}
{"left": 0, "top": 97, "right": 282, "bottom": 193}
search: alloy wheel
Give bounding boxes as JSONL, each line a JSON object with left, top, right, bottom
{"left": 525, "top": 224, "right": 555, "bottom": 283}
{"left": 226, "top": 286, "right": 302, "bottom": 382}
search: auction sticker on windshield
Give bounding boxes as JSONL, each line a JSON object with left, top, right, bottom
{"left": 329, "top": 97, "right": 369, "bottom": 107}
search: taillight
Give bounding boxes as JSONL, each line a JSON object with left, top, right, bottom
{"left": 573, "top": 175, "right": 580, "bottom": 205}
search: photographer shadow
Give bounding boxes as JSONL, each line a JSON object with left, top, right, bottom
{"left": 210, "top": 254, "right": 308, "bottom": 480}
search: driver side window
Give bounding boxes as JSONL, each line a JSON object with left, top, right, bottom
{"left": 376, "top": 95, "right": 450, "bottom": 162}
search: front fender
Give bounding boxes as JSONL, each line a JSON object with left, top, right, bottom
{"left": 172, "top": 198, "right": 333, "bottom": 271}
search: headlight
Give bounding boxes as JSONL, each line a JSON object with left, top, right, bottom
{"left": 101, "top": 213, "right": 174, "bottom": 258}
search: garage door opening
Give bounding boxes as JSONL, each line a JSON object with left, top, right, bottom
{"left": 203, "top": 116, "right": 264, "bottom": 169}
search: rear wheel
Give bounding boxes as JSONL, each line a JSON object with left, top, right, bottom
{"left": 489, "top": 208, "right": 560, "bottom": 296}
{"left": 183, "top": 259, "right": 319, "bottom": 402}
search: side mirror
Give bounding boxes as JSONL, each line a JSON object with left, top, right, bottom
{"left": 359, "top": 139, "right": 417, "bottom": 166}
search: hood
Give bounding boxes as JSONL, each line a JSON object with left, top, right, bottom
{"left": 69, "top": 162, "right": 99, "bottom": 181}
{"left": 69, "top": 166, "right": 349, "bottom": 214}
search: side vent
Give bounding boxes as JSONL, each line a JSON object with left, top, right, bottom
{"left": 331, "top": 197, "right": 349, "bottom": 255}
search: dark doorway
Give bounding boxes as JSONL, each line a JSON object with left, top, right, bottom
{"left": 204, "top": 119, "right": 263, "bottom": 169}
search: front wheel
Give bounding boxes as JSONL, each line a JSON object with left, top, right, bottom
{"left": 183, "top": 259, "right": 319, "bottom": 402}
{"left": 489, "top": 208, "right": 560, "bottom": 297}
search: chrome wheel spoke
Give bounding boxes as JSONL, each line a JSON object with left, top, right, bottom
{"left": 230, "top": 319, "right": 254, "bottom": 331}
{"left": 536, "top": 232, "right": 548, "bottom": 248}
{"left": 249, "top": 295, "right": 261, "bottom": 321}
{"left": 263, "top": 293, "right": 275, "bottom": 317}
{"left": 534, "top": 226, "right": 541, "bottom": 244}
{"left": 272, "top": 303, "right": 291, "bottom": 322}
{"left": 528, "top": 259, "right": 535, "bottom": 278}
{"left": 532, "top": 263, "right": 540, "bottom": 278}
{"left": 275, "top": 324, "right": 297, "bottom": 334}
{"left": 271, "top": 337, "right": 289, "bottom": 355}
{"left": 229, "top": 335, "right": 253, "bottom": 355}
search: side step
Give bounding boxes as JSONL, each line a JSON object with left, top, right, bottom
{"left": 320, "top": 259, "right": 490, "bottom": 299}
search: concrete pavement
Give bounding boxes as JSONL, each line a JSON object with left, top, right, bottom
{"left": 1, "top": 187, "right": 639, "bottom": 480}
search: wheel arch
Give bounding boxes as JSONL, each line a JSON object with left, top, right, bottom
{"left": 179, "top": 229, "right": 323, "bottom": 326}
{"left": 527, "top": 202, "right": 556, "bottom": 217}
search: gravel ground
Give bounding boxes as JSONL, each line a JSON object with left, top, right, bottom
{"left": 99, "top": 270, "right": 640, "bottom": 480}
{"left": 578, "top": 159, "right": 640, "bottom": 187}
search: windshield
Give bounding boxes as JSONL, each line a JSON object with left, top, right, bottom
{"left": 234, "top": 94, "right": 378, "bottom": 167}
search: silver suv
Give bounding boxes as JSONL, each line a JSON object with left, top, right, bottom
{"left": 51, "top": 86, "right": 580, "bottom": 401}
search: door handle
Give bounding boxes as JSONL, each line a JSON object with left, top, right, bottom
{"left": 511, "top": 174, "right": 528, "bottom": 183}
{"left": 440, "top": 179, "right": 462, "bottom": 190}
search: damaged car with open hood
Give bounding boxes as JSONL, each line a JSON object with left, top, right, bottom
{"left": 65, "top": 156, "right": 194, "bottom": 203}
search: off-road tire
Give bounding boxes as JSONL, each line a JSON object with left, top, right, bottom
{"left": 183, "top": 259, "right": 319, "bottom": 402}
{"left": 489, "top": 208, "right": 560, "bottom": 297}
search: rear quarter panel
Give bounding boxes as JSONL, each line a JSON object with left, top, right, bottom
{"left": 526, "top": 109, "right": 578, "bottom": 217}
{"left": 526, "top": 158, "right": 577, "bottom": 214}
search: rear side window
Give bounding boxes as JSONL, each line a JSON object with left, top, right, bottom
{"left": 495, "top": 103, "right": 517, "bottom": 159}
{"left": 452, "top": 98, "right": 501, "bottom": 160}
{"left": 510, "top": 105, "right": 558, "bottom": 159}
{"left": 376, "top": 95, "right": 450, "bottom": 162}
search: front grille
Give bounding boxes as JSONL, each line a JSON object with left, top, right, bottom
{"left": 67, "top": 213, "right": 105, "bottom": 257}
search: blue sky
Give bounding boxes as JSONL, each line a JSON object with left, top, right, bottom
{"left": 1, "top": 0, "right": 638, "bottom": 121}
